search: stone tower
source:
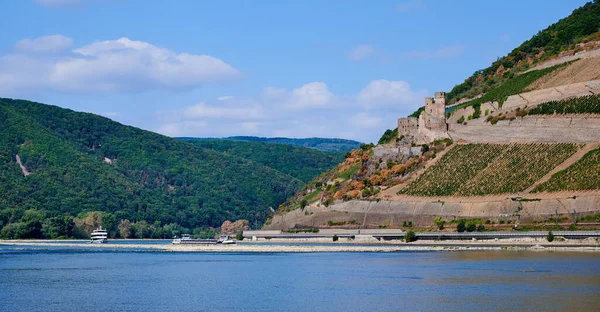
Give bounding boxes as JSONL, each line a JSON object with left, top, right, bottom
{"left": 423, "top": 92, "right": 447, "bottom": 131}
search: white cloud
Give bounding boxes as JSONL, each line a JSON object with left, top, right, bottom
{"left": 357, "top": 79, "right": 426, "bottom": 108}
{"left": 348, "top": 44, "right": 374, "bottom": 61}
{"left": 404, "top": 45, "right": 464, "bottom": 59}
{"left": 286, "top": 82, "right": 336, "bottom": 109}
{"left": 157, "top": 79, "right": 426, "bottom": 143}
{"left": 241, "top": 122, "right": 260, "bottom": 133}
{"left": 350, "top": 112, "right": 383, "bottom": 128}
{"left": 0, "top": 36, "right": 242, "bottom": 94}
{"left": 396, "top": 0, "right": 426, "bottom": 13}
{"left": 157, "top": 121, "right": 207, "bottom": 137}
{"left": 182, "top": 101, "right": 265, "bottom": 120}
{"left": 15, "top": 35, "right": 73, "bottom": 53}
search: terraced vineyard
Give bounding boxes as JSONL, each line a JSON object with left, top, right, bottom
{"left": 527, "top": 93, "right": 600, "bottom": 115}
{"left": 533, "top": 147, "right": 600, "bottom": 193}
{"left": 447, "top": 63, "right": 569, "bottom": 115}
{"left": 399, "top": 143, "right": 580, "bottom": 196}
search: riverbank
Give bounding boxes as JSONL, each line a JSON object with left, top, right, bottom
{"left": 1, "top": 238, "right": 599, "bottom": 253}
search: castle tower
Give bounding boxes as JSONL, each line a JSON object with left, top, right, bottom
{"left": 423, "top": 92, "right": 447, "bottom": 132}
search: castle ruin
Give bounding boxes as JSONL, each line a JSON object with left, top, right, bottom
{"left": 398, "top": 92, "right": 450, "bottom": 145}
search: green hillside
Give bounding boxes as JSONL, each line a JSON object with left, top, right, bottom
{"left": 180, "top": 139, "right": 344, "bottom": 183}
{"left": 221, "top": 136, "right": 361, "bottom": 152}
{"left": 447, "top": 0, "right": 600, "bottom": 104}
{"left": 0, "top": 98, "right": 304, "bottom": 238}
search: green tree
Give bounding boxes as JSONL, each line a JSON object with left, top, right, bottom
{"left": 547, "top": 231, "right": 555, "bottom": 242}
{"left": 466, "top": 222, "right": 477, "bottom": 232}
{"left": 300, "top": 199, "right": 308, "bottom": 210}
{"left": 404, "top": 230, "right": 417, "bottom": 242}
{"left": 457, "top": 220, "right": 466, "bottom": 233}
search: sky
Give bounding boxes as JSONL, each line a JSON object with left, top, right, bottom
{"left": 0, "top": 0, "right": 590, "bottom": 143}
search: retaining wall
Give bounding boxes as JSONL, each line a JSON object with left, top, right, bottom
{"left": 449, "top": 116, "right": 600, "bottom": 143}
{"left": 266, "top": 195, "right": 600, "bottom": 229}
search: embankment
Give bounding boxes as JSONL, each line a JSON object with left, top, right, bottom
{"left": 266, "top": 194, "right": 600, "bottom": 229}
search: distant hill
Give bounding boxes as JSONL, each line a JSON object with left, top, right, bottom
{"left": 0, "top": 98, "right": 305, "bottom": 239}
{"left": 179, "top": 139, "right": 344, "bottom": 183}
{"left": 205, "top": 136, "right": 361, "bottom": 152}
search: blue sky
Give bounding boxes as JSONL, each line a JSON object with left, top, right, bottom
{"left": 0, "top": 0, "right": 590, "bottom": 143}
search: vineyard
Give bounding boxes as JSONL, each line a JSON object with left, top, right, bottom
{"left": 447, "top": 63, "right": 570, "bottom": 115}
{"left": 399, "top": 143, "right": 579, "bottom": 196}
{"left": 527, "top": 93, "right": 600, "bottom": 115}
{"left": 533, "top": 147, "right": 600, "bottom": 192}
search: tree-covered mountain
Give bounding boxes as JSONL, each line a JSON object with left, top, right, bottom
{"left": 0, "top": 98, "right": 306, "bottom": 238}
{"left": 180, "top": 139, "right": 344, "bottom": 183}
{"left": 204, "top": 136, "right": 361, "bottom": 152}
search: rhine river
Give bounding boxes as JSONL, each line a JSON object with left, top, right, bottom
{"left": 1, "top": 244, "right": 599, "bottom": 311}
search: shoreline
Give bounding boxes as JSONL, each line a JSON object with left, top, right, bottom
{"left": 2, "top": 238, "right": 599, "bottom": 253}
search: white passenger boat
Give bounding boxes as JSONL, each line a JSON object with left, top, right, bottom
{"left": 171, "top": 234, "right": 236, "bottom": 244}
{"left": 90, "top": 227, "right": 108, "bottom": 244}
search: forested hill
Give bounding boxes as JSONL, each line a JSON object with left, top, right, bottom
{"left": 0, "top": 98, "right": 304, "bottom": 239}
{"left": 180, "top": 139, "right": 344, "bottom": 183}
{"left": 184, "top": 136, "right": 362, "bottom": 152}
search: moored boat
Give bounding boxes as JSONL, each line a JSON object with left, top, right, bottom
{"left": 171, "top": 234, "right": 236, "bottom": 244}
{"left": 90, "top": 227, "right": 108, "bottom": 244}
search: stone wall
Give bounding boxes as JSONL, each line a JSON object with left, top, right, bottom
{"left": 266, "top": 195, "right": 600, "bottom": 229}
{"left": 449, "top": 116, "right": 600, "bottom": 143}
{"left": 502, "top": 79, "right": 600, "bottom": 111}
{"left": 447, "top": 79, "right": 600, "bottom": 129}
{"left": 373, "top": 146, "right": 421, "bottom": 158}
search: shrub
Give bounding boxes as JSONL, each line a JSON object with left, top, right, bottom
{"left": 300, "top": 199, "right": 308, "bottom": 210}
{"left": 477, "top": 224, "right": 485, "bottom": 232}
{"left": 568, "top": 223, "right": 577, "bottom": 231}
{"left": 457, "top": 116, "right": 465, "bottom": 123}
{"left": 466, "top": 222, "right": 477, "bottom": 232}
{"left": 434, "top": 216, "right": 445, "bottom": 230}
{"left": 333, "top": 234, "right": 339, "bottom": 242}
{"left": 404, "top": 230, "right": 416, "bottom": 243}
{"left": 235, "top": 232, "right": 244, "bottom": 241}
{"left": 546, "top": 231, "right": 554, "bottom": 242}
{"left": 457, "top": 220, "right": 466, "bottom": 232}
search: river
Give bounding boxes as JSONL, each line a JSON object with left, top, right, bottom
{"left": 1, "top": 245, "right": 598, "bottom": 311}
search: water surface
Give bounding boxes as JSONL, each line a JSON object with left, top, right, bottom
{"left": 1, "top": 246, "right": 598, "bottom": 311}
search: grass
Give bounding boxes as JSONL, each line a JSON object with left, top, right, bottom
{"left": 336, "top": 162, "right": 360, "bottom": 180}
{"left": 447, "top": 63, "right": 570, "bottom": 115}
{"left": 290, "top": 188, "right": 323, "bottom": 210}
